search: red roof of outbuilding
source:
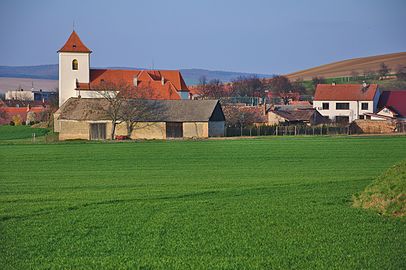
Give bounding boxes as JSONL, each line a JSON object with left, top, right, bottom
{"left": 76, "top": 69, "right": 189, "bottom": 100}
{"left": 377, "top": 90, "right": 406, "bottom": 117}
{"left": 58, "top": 31, "right": 92, "bottom": 53}
{"left": 314, "top": 84, "right": 378, "bottom": 101}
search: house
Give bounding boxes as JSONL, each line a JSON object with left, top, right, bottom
{"left": 0, "top": 102, "right": 47, "bottom": 125}
{"left": 313, "top": 83, "right": 380, "bottom": 123}
{"left": 267, "top": 108, "right": 326, "bottom": 126}
{"left": 5, "top": 89, "right": 57, "bottom": 102}
{"left": 54, "top": 98, "right": 225, "bottom": 140}
{"left": 367, "top": 90, "right": 406, "bottom": 121}
{"left": 58, "top": 31, "right": 190, "bottom": 106}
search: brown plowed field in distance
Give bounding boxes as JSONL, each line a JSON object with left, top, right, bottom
{"left": 286, "top": 52, "right": 406, "bottom": 80}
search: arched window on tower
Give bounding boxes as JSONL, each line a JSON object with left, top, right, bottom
{"left": 72, "top": 59, "right": 78, "bottom": 70}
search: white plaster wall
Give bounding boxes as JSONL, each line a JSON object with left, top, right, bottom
{"left": 59, "top": 52, "right": 90, "bottom": 106}
{"left": 314, "top": 100, "right": 374, "bottom": 122}
{"left": 5, "top": 90, "right": 34, "bottom": 101}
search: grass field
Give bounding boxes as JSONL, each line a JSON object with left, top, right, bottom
{"left": 0, "top": 125, "right": 49, "bottom": 141}
{"left": 1, "top": 136, "right": 406, "bottom": 269}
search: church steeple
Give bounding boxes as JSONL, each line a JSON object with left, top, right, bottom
{"left": 58, "top": 31, "right": 91, "bottom": 106}
{"left": 58, "top": 31, "right": 92, "bottom": 53}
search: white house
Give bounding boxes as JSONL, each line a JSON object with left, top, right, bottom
{"left": 58, "top": 31, "right": 190, "bottom": 107}
{"left": 313, "top": 83, "right": 380, "bottom": 123}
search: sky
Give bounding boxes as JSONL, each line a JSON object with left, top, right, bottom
{"left": 0, "top": 0, "right": 405, "bottom": 74}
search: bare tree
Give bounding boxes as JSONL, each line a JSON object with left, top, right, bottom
{"left": 231, "top": 76, "right": 265, "bottom": 97}
{"left": 200, "top": 79, "right": 228, "bottom": 99}
{"left": 223, "top": 105, "right": 264, "bottom": 135}
{"left": 311, "top": 76, "right": 325, "bottom": 87}
{"left": 94, "top": 80, "right": 133, "bottom": 140}
{"left": 396, "top": 65, "right": 406, "bottom": 80}
{"left": 94, "top": 81, "right": 167, "bottom": 139}
{"left": 291, "top": 77, "right": 307, "bottom": 95}
{"left": 378, "top": 62, "right": 391, "bottom": 77}
{"left": 269, "top": 75, "right": 292, "bottom": 94}
{"left": 119, "top": 87, "right": 166, "bottom": 137}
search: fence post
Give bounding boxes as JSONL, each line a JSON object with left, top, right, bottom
{"left": 312, "top": 127, "right": 315, "bottom": 136}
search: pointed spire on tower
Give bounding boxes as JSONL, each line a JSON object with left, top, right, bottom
{"left": 58, "top": 30, "right": 92, "bottom": 53}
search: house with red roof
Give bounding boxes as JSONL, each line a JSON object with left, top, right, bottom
{"left": 313, "top": 83, "right": 381, "bottom": 123}
{"left": 58, "top": 31, "right": 190, "bottom": 107}
{"left": 0, "top": 102, "right": 47, "bottom": 125}
{"left": 364, "top": 90, "right": 406, "bottom": 121}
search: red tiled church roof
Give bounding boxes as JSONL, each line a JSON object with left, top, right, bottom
{"left": 314, "top": 84, "right": 378, "bottom": 101}
{"left": 377, "top": 90, "right": 406, "bottom": 117}
{"left": 58, "top": 31, "right": 92, "bottom": 53}
{"left": 77, "top": 69, "right": 189, "bottom": 100}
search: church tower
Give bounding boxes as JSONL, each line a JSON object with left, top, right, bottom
{"left": 58, "top": 31, "right": 91, "bottom": 106}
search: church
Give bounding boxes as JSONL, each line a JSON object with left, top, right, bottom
{"left": 58, "top": 31, "right": 191, "bottom": 106}
{"left": 55, "top": 31, "right": 225, "bottom": 140}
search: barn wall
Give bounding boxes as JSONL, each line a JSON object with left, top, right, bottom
{"left": 267, "top": 112, "right": 286, "bottom": 125}
{"left": 53, "top": 113, "right": 61, "bottom": 132}
{"left": 183, "top": 122, "right": 208, "bottom": 138}
{"left": 208, "top": 121, "right": 225, "bottom": 137}
{"left": 131, "top": 122, "right": 166, "bottom": 139}
{"left": 59, "top": 120, "right": 90, "bottom": 140}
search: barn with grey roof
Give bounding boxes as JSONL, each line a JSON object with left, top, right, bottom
{"left": 54, "top": 98, "right": 225, "bottom": 140}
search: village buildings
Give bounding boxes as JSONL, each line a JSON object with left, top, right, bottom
{"left": 55, "top": 31, "right": 225, "bottom": 140}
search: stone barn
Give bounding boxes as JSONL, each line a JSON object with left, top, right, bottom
{"left": 54, "top": 98, "right": 225, "bottom": 140}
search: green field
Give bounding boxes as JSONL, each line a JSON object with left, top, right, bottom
{"left": 1, "top": 136, "right": 406, "bottom": 269}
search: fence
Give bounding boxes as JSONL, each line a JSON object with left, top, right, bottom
{"left": 225, "top": 125, "right": 352, "bottom": 137}
{"left": 226, "top": 122, "right": 406, "bottom": 137}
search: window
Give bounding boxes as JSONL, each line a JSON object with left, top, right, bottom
{"left": 322, "top": 102, "right": 329, "bottom": 110}
{"left": 359, "top": 115, "right": 365, "bottom": 119}
{"left": 361, "top": 102, "right": 368, "bottom": 110}
{"left": 72, "top": 59, "right": 78, "bottom": 70}
{"left": 336, "top": 103, "right": 349, "bottom": 110}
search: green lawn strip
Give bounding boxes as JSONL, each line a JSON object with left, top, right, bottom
{"left": 0, "top": 125, "right": 50, "bottom": 141}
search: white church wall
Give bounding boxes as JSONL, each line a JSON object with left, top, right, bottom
{"left": 59, "top": 52, "right": 90, "bottom": 106}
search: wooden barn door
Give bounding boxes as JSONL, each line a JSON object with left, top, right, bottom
{"left": 90, "top": 123, "right": 106, "bottom": 140}
{"left": 166, "top": 122, "right": 183, "bottom": 138}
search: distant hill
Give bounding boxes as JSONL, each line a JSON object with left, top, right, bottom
{"left": 0, "top": 64, "right": 272, "bottom": 87}
{"left": 0, "top": 77, "right": 58, "bottom": 94}
{"left": 286, "top": 52, "right": 406, "bottom": 80}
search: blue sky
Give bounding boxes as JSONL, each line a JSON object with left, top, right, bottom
{"left": 0, "top": 0, "right": 405, "bottom": 74}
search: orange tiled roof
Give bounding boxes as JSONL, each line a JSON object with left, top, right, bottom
{"left": 58, "top": 31, "right": 92, "bottom": 53}
{"left": 314, "top": 84, "right": 378, "bottom": 101}
{"left": 76, "top": 69, "right": 189, "bottom": 100}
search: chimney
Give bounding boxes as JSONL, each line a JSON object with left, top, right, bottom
{"left": 362, "top": 81, "right": 367, "bottom": 88}
{"left": 133, "top": 76, "right": 138, "bottom": 87}
{"left": 161, "top": 76, "right": 165, "bottom": 85}
{"left": 332, "top": 81, "right": 336, "bottom": 86}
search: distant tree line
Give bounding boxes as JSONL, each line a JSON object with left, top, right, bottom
{"left": 197, "top": 75, "right": 308, "bottom": 100}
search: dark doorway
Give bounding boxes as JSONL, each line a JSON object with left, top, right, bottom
{"left": 335, "top": 116, "right": 349, "bottom": 123}
{"left": 166, "top": 122, "right": 183, "bottom": 138}
{"left": 90, "top": 123, "right": 106, "bottom": 140}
